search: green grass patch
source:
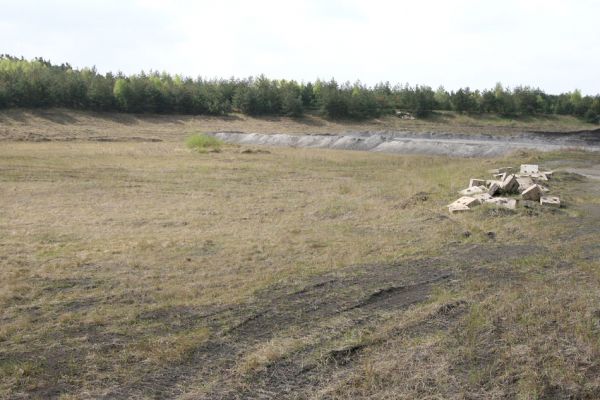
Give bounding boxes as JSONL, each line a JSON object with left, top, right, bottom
{"left": 185, "top": 134, "right": 223, "bottom": 153}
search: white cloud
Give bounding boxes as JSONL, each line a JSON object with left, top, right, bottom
{"left": 1, "top": 0, "right": 598, "bottom": 93}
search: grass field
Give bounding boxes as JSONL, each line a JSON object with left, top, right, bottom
{"left": 1, "top": 112, "right": 599, "bottom": 399}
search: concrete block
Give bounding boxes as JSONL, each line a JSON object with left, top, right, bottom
{"left": 459, "top": 186, "right": 487, "bottom": 196}
{"left": 485, "top": 197, "right": 517, "bottom": 210}
{"left": 449, "top": 204, "right": 470, "bottom": 213}
{"left": 469, "top": 178, "right": 487, "bottom": 187}
{"left": 500, "top": 174, "right": 519, "bottom": 194}
{"left": 521, "top": 184, "right": 543, "bottom": 201}
{"left": 516, "top": 177, "right": 535, "bottom": 193}
{"left": 473, "top": 193, "right": 493, "bottom": 204}
{"left": 505, "top": 199, "right": 518, "bottom": 210}
{"left": 448, "top": 196, "right": 480, "bottom": 208}
{"left": 487, "top": 182, "right": 500, "bottom": 196}
{"left": 494, "top": 172, "right": 507, "bottom": 181}
{"left": 520, "top": 164, "right": 539, "bottom": 174}
{"left": 540, "top": 196, "right": 560, "bottom": 207}
{"left": 530, "top": 172, "right": 549, "bottom": 181}
{"left": 448, "top": 196, "right": 479, "bottom": 212}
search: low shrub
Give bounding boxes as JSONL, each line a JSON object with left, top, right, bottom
{"left": 185, "top": 134, "right": 223, "bottom": 152}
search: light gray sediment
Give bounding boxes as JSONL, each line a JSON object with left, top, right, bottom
{"left": 211, "top": 130, "right": 600, "bottom": 157}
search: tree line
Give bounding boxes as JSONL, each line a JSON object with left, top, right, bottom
{"left": 1, "top": 55, "right": 599, "bottom": 123}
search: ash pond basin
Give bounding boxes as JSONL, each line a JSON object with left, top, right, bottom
{"left": 211, "top": 131, "right": 600, "bottom": 158}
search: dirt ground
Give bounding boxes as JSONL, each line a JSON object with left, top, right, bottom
{"left": 1, "top": 112, "right": 599, "bottom": 399}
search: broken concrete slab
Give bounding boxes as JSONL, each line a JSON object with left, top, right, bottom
{"left": 486, "top": 179, "right": 502, "bottom": 187}
{"left": 459, "top": 186, "right": 487, "bottom": 196}
{"left": 520, "top": 164, "right": 539, "bottom": 174}
{"left": 473, "top": 193, "right": 493, "bottom": 204}
{"left": 500, "top": 174, "right": 519, "bottom": 194}
{"left": 449, "top": 204, "right": 471, "bottom": 213}
{"left": 517, "top": 173, "right": 549, "bottom": 182}
{"left": 488, "top": 182, "right": 500, "bottom": 196}
{"left": 448, "top": 164, "right": 562, "bottom": 213}
{"left": 485, "top": 197, "right": 517, "bottom": 210}
{"left": 447, "top": 196, "right": 483, "bottom": 212}
{"left": 540, "top": 196, "right": 560, "bottom": 208}
{"left": 448, "top": 196, "right": 480, "bottom": 209}
{"left": 448, "top": 196, "right": 480, "bottom": 213}
{"left": 516, "top": 177, "right": 535, "bottom": 193}
{"left": 469, "top": 178, "right": 487, "bottom": 187}
{"left": 530, "top": 172, "right": 549, "bottom": 181}
{"left": 493, "top": 173, "right": 507, "bottom": 181}
{"left": 521, "top": 184, "right": 543, "bottom": 201}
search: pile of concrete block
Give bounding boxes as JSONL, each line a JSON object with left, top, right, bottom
{"left": 448, "top": 164, "right": 559, "bottom": 213}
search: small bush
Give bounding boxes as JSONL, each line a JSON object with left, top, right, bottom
{"left": 185, "top": 134, "right": 223, "bottom": 152}
{"left": 584, "top": 109, "right": 599, "bottom": 124}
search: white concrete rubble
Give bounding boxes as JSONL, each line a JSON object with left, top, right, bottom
{"left": 485, "top": 197, "right": 517, "bottom": 209}
{"left": 448, "top": 196, "right": 479, "bottom": 207}
{"left": 487, "top": 182, "right": 500, "bottom": 196}
{"left": 448, "top": 196, "right": 480, "bottom": 208}
{"left": 448, "top": 196, "right": 481, "bottom": 212}
{"left": 500, "top": 174, "right": 519, "bottom": 194}
{"left": 516, "top": 177, "right": 535, "bottom": 192}
{"left": 473, "top": 193, "right": 493, "bottom": 203}
{"left": 459, "top": 186, "right": 487, "bottom": 196}
{"left": 447, "top": 164, "right": 561, "bottom": 213}
{"left": 469, "top": 178, "right": 487, "bottom": 187}
{"left": 540, "top": 196, "right": 560, "bottom": 207}
{"left": 529, "top": 172, "right": 549, "bottom": 181}
{"left": 521, "top": 184, "right": 543, "bottom": 201}
{"left": 449, "top": 204, "right": 471, "bottom": 213}
{"left": 520, "top": 164, "right": 539, "bottom": 174}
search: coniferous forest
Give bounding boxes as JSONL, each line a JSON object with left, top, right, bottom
{"left": 1, "top": 55, "right": 599, "bottom": 123}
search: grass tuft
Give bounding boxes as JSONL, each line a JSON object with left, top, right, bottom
{"left": 185, "top": 134, "right": 223, "bottom": 152}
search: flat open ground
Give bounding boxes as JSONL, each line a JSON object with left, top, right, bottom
{"left": 1, "top": 111, "right": 600, "bottom": 399}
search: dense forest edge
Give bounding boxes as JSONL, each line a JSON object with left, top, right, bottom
{"left": 1, "top": 55, "right": 599, "bottom": 123}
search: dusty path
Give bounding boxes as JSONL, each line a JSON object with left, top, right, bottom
{"left": 213, "top": 130, "right": 600, "bottom": 157}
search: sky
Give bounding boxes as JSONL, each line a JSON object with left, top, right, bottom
{"left": 1, "top": 0, "right": 599, "bottom": 94}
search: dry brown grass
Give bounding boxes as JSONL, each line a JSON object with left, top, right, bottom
{"left": 0, "top": 108, "right": 596, "bottom": 144}
{"left": 0, "top": 120, "right": 599, "bottom": 398}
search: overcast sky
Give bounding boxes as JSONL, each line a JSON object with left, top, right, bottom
{"left": 1, "top": 0, "right": 599, "bottom": 94}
